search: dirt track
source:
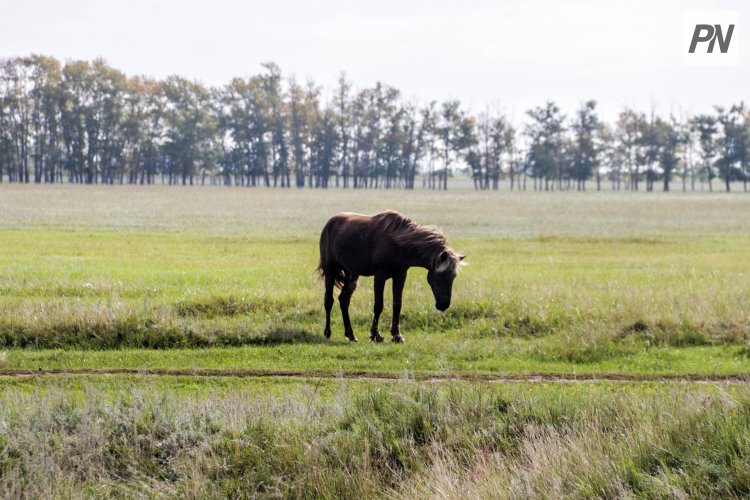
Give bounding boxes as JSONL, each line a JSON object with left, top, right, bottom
{"left": 0, "top": 368, "right": 748, "bottom": 384}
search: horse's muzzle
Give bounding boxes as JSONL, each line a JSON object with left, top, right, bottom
{"left": 436, "top": 302, "right": 449, "bottom": 312}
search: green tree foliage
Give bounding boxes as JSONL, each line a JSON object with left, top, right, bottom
{"left": 469, "top": 109, "right": 513, "bottom": 190}
{"left": 692, "top": 114, "right": 719, "bottom": 191}
{"left": 655, "top": 117, "right": 685, "bottom": 192}
{"left": 615, "top": 109, "right": 644, "bottom": 191}
{"left": 161, "top": 76, "right": 218, "bottom": 185}
{"left": 1, "top": 55, "right": 749, "bottom": 191}
{"left": 525, "top": 101, "right": 566, "bottom": 191}
{"left": 570, "top": 100, "right": 601, "bottom": 191}
{"left": 435, "top": 100, "right": 475, "bottom": 190}
{"left": 715, "top": 104, "right": 750, "bottom": 192}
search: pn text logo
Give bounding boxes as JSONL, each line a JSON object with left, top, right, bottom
{"left": 688, "top": 24, "right": 734, "bottom": 53}
{"left": 684, "top": 12, "right": 739, "bottom": 66}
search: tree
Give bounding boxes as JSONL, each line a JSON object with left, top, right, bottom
{"left": 4, "top": 53, "right": 750, "bottom": 193}
{"left": 616, "top": 109, "right": 645, "bottom": 191}
{"left": 126, "top": 76, "right": 164, "bottom": 185}
{"left": 598, "top": 124, "right": 619, "bottom": 190}
{"left": 436, "top": 100, "right": 475, "bottom": 190}
{"left": 89, "top": 59, "right": 129, "bottom": 185}
{"left": 501, "top": 123, "right": 517, "bottom": 191}
{"left": 400, "top": 103, "right": 429, "bottom": 189}
{"left": 161, "top": 76, "right": 217, "bottom": 185}
{"left": 312, "top": 105, "right": 338, "bottom": 188}
{"left": 370, "top": 82, "right": 403, "bottom": 189}
{"left": 639, "top": 108, "right": 660, "bottom": 192}
{"left": 655, "top": 117, "right": 682, "bottom": 192}
{"left": 570, "top": 100, "right": 600, "bottom": 191}
{"left": 286, "top": 77, "right": 313, "bottom": 188}
{"left": 419, "top": 102, "right": 438, "bottom": 189}
{"left": 258, "top": 63, "right": 289, "bottom": 188}
{"left": 334, "top": 73, "right": 352, "bottom": 188}
{"left": 525, "top": 101, "right": 565, "bottom": 191}
{"left": 1, "top": 57, "right": 33, "bottom": 183}
{"left": 691, "top": 114, "right": 718, "bottom": 191}
{"left": 304, "top": 81, "right": 321, "bottom": 188}
{"left": 675, "top": 111, "right": 694, "bottom": 191}
{"left": 27, "top": 55, "right": 62, "bottom": 183}
{"left": 473, "top": 108, "right": 512, "bottom": 190}
{"left": 350, "top": 87, "right": 376, "bottom": 188}
{"left": 715, "top": 104, "right": 748, "bottom": 192}
{"left": 59, "top": 60, "right": 92, "bottom": 183}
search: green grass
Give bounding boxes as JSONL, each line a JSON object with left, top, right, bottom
{"left": 3, "top": 344, "right": 750, "bottom": 379}
{"left": 0, "top": 192, "right": 748, "bottom": 376}
{"left": 0, "top": 229, "right": 749, "bottom": 376}
{"left": 1, "top": 185, "right": 750, "bottom": 495}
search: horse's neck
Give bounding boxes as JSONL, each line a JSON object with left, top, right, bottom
{"left": 401, "top": 241, "right": 437, "bottom": 270}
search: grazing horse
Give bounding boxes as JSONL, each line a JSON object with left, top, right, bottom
{"left": 317, "top": 210, "right": 464, "bottom": 343}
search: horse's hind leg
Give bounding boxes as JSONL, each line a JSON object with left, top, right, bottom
{"left": 369, "top": 273, "right": 385, "bottom": 342}
{"left": 339, "top": 274, "right": 359, "bottom": 342}
{"left": 323, "top": 274, "right": 335, "bottom": 339}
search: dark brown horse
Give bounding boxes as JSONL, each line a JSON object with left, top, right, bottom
{"left": 317, "top": 210, "right": 464, "bottom": 343}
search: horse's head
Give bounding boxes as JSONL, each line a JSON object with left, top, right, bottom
{"left": 427, "top": 250, "right": 465, "bottom": 311}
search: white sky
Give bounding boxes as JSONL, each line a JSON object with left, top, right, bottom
{"left": 1, "top": 0, "right": 747, "bottom": 123}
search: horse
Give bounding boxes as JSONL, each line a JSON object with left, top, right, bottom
{"left": 316, "top": 210, "right": 465, "bottom": 343}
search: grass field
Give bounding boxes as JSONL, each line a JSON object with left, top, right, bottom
{"left": 1, "top": 184, "right": 750, "bottom": 497}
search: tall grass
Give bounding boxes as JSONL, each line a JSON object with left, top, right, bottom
{"left": 1, "top": 380, "right": 749, "bottom": 498}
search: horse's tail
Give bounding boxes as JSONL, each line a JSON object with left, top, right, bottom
{"left": 316, "top": 221, "right": 346, "bottom": 289}
{"left": 315, "top": 259, "right": 345, "bottom": 289}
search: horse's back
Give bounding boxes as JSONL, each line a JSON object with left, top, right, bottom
{"left": 319, "top": 212, "right": 387, "bottom": 276}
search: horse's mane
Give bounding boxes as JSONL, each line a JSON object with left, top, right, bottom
{"left": 374, "top": 210, "right": 462, "bottom": 271}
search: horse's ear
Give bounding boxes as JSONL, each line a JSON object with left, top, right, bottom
{"left": 436, "top": 251, "right": 451, "bottom": 273}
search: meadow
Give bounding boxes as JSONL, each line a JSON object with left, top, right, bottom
{"left": 1, "top": 184, "right": 750, "bottom": 497}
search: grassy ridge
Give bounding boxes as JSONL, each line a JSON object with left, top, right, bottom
{"left": 0, "top": 378, "right": 749, "bottom": 498}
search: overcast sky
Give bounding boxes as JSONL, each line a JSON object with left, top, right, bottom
{"left": 1, "top": 0, "right": 747, "bottom": 122}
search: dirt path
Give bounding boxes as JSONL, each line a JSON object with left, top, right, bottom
{"left": 0, "top": 368, "right": 748, "bottom": 384}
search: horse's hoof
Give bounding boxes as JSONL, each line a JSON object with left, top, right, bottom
{"left": 345, "top": 332, "right": 358, "bottom": 342}
{"left": 392, "top": 334, "right": 405, "bottom": 343}
{"left": 370, "top": 332, "right": 385, "bottom": 343}
{"left": 324, "top": 329, "right": 331, "bottom": 339}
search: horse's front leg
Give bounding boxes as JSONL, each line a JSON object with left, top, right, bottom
{"left": 390, "top": 270, "right": 407, "bottom": 343}
{"left": 370, "top": 273, "right": 386, "bottom": 342}
{"left": 339, "top": 274, "right": 359, "bottom": 342}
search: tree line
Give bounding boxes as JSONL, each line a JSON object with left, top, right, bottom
{"left": 1, "top": 55, "right": 748, "bottom": 191}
